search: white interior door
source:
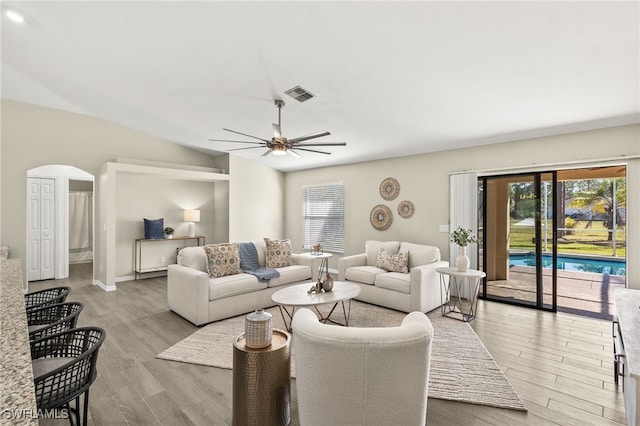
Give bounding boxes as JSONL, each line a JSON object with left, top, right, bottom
{"left": 28, "top": 177, "right": 56, "bottom": 281}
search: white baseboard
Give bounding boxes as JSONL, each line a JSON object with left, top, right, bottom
{"left": 93, "top": 279, "right": 116, "bottom": 292}
{"left": 116, "top": 271, "right": 166, "bottom": 282}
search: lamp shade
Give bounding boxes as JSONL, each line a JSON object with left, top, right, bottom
{"left": 183, "top": 209, "right": 200, "bottom": 223}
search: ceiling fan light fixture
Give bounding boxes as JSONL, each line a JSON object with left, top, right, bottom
{"left": 271, "top": 145, "right": 287, "bottom": 156}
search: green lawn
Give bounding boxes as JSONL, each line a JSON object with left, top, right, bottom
{"left": 507, "top": 220, "right": 626, "bottom": 258}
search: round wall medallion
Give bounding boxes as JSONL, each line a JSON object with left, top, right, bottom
{"left": 370, "top": 204, "right": 393, "bottom": 231}
{"left": 398, "top": 200, "right": 415, "bottom": 219}
{"left": 379, "top": 177, "right": 400, "bottom": 201}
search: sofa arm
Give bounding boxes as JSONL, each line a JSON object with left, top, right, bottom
{"left": 338, "top": 253, "right": 367, "bottom": 281}
{"left": 168, "top": 264, "right": 210, "bottom": 326}
{"left": 292, "top": 253, "right": 317, "bottom": 281}
{"left": 409, "top": 260, "right": 450, "bottom": 313}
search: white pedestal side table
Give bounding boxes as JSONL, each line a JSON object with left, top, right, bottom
{"left": 300, "top": 252, "right": 332, "bottom": 282}
{"left": 436, "top": 267, "right": 486, "bottom": 322}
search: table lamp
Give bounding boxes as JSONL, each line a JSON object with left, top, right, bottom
{"left": 183, "top": 209, "right": 200, "bottom": 237}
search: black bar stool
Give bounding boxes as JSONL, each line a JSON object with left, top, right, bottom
{"left": 27, "top": 302, "right": 84, "bottom": 341}
{"left": 31, "top": 327, "right": 107, "bottom": 426}
{"left": 25, "top": 286, "right": 70, "bottom": 311}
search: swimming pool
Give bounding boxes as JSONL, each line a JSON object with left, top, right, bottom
{"left": 509, "top": 253, "right": 626, "bottom": 276}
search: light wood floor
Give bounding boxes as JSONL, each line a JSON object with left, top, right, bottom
{"left": 33, "top": 263, "right": 626, "bottom": 425}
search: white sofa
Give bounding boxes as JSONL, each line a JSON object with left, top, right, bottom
{"left": 167, "top": 242, "right": 313, "bottom": 325}
{"left": 292, "top": 307, "right": 434, "bottom": 426}
{"left": 338, "top": 240, "right": 449, "bottom": 314}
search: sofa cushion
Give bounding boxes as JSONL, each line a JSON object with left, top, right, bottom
{"left": 375, "top": 272, "right": 411, "bottom": 294}
{"left": 365, "top": 240, "right": 400, "bottom": 266}
{"left": 375, "top": 248, "right": 409, "bottom": 273}
{"left": 399, "top": 242, "right": 440, "bottom": 269}
{"left": 264, "top": 238, "right": 293, "bottom": 268}
{"left": 208, "top": 274, "right": 266, "bottom": 301}
{"left": 267, "top": 265, "right": 312, "bottom": 288}
{"left": 345, "top": 265, "right": 386, "bottom": 285}
{"left": 178, "top": 246, "right": 207, "bottom": 272}
{"left": 204, "top": 243, "right": 242, "bottom": 278}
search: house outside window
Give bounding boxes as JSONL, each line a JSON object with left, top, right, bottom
{"left": 303, "top": 183, "right": 344, "bottom": 254}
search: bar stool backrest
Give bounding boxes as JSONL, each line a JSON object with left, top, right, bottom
{"left": 25, "top": 286, "right": 70, "bottom": 311}
{"left": 27, "top": 302, "right": 84, "bottom": 341}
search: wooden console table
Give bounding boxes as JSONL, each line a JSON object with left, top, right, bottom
{"left": 135, "top": 235, "right": 205, "bottom": 279}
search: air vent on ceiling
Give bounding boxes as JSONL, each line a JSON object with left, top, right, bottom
{"left": 285, "top": 86, "right": 315, "bottom": 103}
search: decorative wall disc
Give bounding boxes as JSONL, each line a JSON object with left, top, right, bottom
{"left": 379, "top": 177, "right": 400, "bottom": 201}
{"left": 370, "top": 204, "right": 393, "bottom": 231}
{"left": 398, "top": 200, "right": 415, "bottom": 219}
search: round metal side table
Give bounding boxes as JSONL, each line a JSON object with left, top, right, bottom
{"left": 232, "top": 329, "right": 291, "bottom": 426}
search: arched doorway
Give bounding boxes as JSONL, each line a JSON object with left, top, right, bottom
{"left": 27, "top": 165, "right": 94, "bottom": 281}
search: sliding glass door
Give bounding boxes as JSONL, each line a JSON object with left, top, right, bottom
{"left": 480, "top": 172, "right": 557, "bottom": 311}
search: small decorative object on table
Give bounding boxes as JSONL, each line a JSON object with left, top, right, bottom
{"left": 322, "top": 272, "right": 334, "bottom": 292}
{"left": 164, "top": 227, "right": 175, "bottom": 239}
{"left": 245, "top": 309, "right": 273, "bottom": 349}
{"left": 450, "top": 227, "right": 477, "bottom": 272}
{"left": 308, "top": 281, "right": 324, "bottom": 294}
{"left": 311, "top": 243, "right": 323, "bottom": 255}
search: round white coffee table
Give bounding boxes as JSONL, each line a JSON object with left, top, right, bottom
{"left": 271, "top": 281, "right": 361, "bottom": 332}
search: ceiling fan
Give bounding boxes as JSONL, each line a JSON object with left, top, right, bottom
{"left": 209, "top": 100, "right": 346, "bottom": 158}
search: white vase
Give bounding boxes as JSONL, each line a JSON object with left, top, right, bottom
{"left": 245, "top": 309, "right": 273, "bottom": 349}
{"left": 456, "top": 246, "right": 470, "bottom": 272}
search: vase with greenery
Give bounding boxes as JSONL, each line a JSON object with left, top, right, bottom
{"left": 450, "top": 227, "right": 477, "bottom": 272}
{"left": 164, "top": 227, "right": 175, "bottom": 239}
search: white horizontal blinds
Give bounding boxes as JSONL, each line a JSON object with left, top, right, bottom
{"left": 303, "top": 183, "right": 345, "bottom": 254}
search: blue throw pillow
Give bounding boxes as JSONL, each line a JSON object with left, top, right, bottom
{"left": 144, "top": 218, "right": 164, "bottom": 239}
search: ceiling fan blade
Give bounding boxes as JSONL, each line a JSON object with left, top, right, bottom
{"left": 288, "top": 149, "right": 302, "bottom": 159}
{"left": 222, "top": 128, "right": 270, "bottom": 143}
{"left": 295, "top": 147, "right": 332, "bottom": 155}
{"left": 228, "top": 145, "right": 267, "bottom": 152}
{"left": 260, "top": 149, "right": 273, "bottom": 157}
{"left": 294, "top": 142, "right": 347, "bottom": 147}
{"left": 273, "top": 123, "right": 282, "bottom": 139}
{"left": 288, "top": 131, "right": 331, "bottom": 143}
{"left": 209, "top": 139, "right": 266, "bottom": 145}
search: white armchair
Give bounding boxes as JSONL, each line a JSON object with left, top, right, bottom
{"left": 292, "top": 308, "right": 434, "bottom": 426}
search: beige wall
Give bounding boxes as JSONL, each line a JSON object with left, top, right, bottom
{"left": 284, "top": 125, "right": 640, "bottom": 281}
{"left": 228, "top": 155, "right": 285, "bottom": 242}
{"left": 0, "top": 100, "right": 220, "bottom": 286}
{"left": 115, "top": 174, "right": 218, "bottom": 278}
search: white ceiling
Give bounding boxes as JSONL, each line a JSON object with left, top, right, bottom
{"left": 2, "top": 1, "right": 638, "bottom": 172}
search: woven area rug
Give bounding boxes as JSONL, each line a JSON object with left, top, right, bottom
{"left": 157, "top": 301, "right": 526, "bottom": 411}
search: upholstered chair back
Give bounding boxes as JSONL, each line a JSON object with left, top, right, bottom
{"left": 292, "top": 308, "right": 434, "bottom": 426}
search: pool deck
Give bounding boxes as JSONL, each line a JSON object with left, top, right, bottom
{"left": 485, "top": 266, "right": 625, "bottom": 320}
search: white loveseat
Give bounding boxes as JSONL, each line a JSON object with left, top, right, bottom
{"left": 167, "top": 241, "right": 313, "bottom": 325}
{"left": 338, "top": 240, "right": 449, "bottom": 313}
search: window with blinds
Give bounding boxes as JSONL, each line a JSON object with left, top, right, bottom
{"left": 303, "top": 183, "right": 344, "bottom": 254}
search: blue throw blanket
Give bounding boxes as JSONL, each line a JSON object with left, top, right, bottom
{"left": 238, "top": 242, "right": 280, "bottom": 281}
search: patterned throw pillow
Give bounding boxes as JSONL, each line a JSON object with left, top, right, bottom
{"left": 264, "top": 238, "right": 293, "bottom": 268}
{"left": 376, "top": 248, "right": 409, "bottom": 273}
{"left": 204, "top": 243, "right": 242, "bottom": 278}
